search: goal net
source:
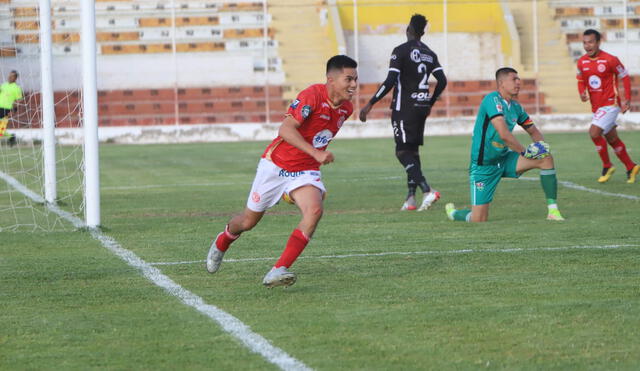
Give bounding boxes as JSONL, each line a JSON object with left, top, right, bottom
{"left": 0, "top": 0, "right": 85, "bottom": 232}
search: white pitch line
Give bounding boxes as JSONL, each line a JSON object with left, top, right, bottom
{"left": 0, "top": 170, "right": 311, "bottom": 371}
{"left": 149, "top": 244, "right": 640, "bottom": 267}
{"left": 520, "top": 176, "right": 639, "bottom": 200}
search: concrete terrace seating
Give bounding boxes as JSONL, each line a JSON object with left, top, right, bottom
{"left": 550, "top": 1, "right": 640, "bottom": 60}
{"left": 5, "top": 0, "right": 279, "bottom": 70}
{"left": 357, "top": 79, "right": 551, "bottom": 119}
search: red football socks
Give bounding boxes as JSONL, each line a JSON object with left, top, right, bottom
{"left": 274, "top": 229, "right": 310, "bottom": 268}
{"left": 591, "top": 136, "right": 612, "bottom": 168}
{"left": 610, "top": 138, "right": 636, "bottom": 171}
{"left": 215, "top": 224, "right": 239, "bottom": 252}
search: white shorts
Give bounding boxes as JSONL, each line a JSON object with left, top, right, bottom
{"left": 246, "top": 158, "right": 326, "bottom": 212}
{"left": 591, "top": 105, "right": 620, "bottom": 134}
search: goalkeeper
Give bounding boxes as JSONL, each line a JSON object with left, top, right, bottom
{"left": 446, "top": 67, "right": 564, "bottom": 222}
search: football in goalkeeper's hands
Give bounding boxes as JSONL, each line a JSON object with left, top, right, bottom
{"left": 524, "top": 141, "right": 550, "bottom": 159}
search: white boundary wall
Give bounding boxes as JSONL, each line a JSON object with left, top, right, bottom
{"left": 12, "top": 113, "right": 640, "bottom": 145}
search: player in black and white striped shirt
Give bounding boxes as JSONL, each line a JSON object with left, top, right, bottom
{"left": 360, "top": 14, "right": 447, "bottom": 211}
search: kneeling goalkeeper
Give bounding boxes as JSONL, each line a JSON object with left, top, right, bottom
{"left": 446, "top": 67, "right": 564, "bottom": 222}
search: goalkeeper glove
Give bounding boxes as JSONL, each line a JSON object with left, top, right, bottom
{"left": 521, "top": 141, "right": 550, "bottom": 159}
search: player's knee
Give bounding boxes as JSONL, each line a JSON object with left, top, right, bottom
{"left": 539, "top": 155, "right": 554, "bottom": 169}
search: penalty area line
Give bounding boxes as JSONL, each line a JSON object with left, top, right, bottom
{"left": 149, "top": 244, "right": 640, "bottom": 267}
{"left": 0, "top": 170, "right": 312, "bottom": 371}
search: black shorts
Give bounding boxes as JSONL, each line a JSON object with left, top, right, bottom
{"left": 0, "top": 108, "right": 10, "bottom": 118}
{"left": 391, "top": 109, "right": 429, "bottom": 146}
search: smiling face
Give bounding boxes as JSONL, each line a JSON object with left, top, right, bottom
{"left": 583, "top": 33, "right": 600, "bottom": 57}
{"left": 326, "top": 67, "right": 358, "bottom": 105}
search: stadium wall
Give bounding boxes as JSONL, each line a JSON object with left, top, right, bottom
{"left": 12, "top": 114, "right": 640, "bottom": 145}
{"left": 350, "top": 32, "right": 504, "bottom": 83}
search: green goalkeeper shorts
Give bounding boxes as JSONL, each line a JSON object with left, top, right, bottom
{"left": 469, "top": 151, "right": 520, "bottom": 206}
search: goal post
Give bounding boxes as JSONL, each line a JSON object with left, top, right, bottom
{"left": 81, "top": 0, "right": 100, "bottom": 228}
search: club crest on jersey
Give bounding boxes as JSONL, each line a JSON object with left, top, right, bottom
{"left": 589, "top": 75, "right": 601, "bottom": 89}
{"left": 290, "top": 99, "right": 300, "bottom": 109}
{"left": 475, "top": 182, "right": 485, "bottom": 191}
{"left": 410, "top": 49, "right": 421, "bottom": 63}
{"left": 301, "top": 105, "right": 312, "bottom": 119}
{"left": 312, "top": 129, "right": 333, "bottom": 148}
{"left": 597, "top": 63, "right": 606, "bottom": 73}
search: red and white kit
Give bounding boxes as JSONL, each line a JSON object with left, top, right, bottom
{"left": 246, "top": 84, "right": 353, "bottom": 212}
{"left": 576, "top": 50, "right": 631, "bottom": 133}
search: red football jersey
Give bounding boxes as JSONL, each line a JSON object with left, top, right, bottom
{"left": 262, "top": 84, "right": 353, "bottom": 172}
{"left": 576, "top": 50, "right": 630, "bottom": 113}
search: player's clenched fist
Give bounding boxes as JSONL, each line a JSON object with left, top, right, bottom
{"left": 313, "top": 150, "right": 334, "bottom": 164}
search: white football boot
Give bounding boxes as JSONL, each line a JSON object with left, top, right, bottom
{"left": 418, "top": 190, "right": 441, "bottom": 211}
{"left": 262, "top": 266, "right": 297, "bottom": 288}
{"left": 205, "top": 233, "right": 225, "bottom": 273}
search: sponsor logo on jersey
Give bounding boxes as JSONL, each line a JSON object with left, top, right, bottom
{"left": 301, "top": 105, "right": 312, "bottom": 119}
{"left": 411, "top": 92, "right": 430, "bottom": 102}
{"left": 290, "top": 99, "right": 300, "bottom": 109}
{"left": 312, "top": 129, "right": 333, "bottom": 148}
{"left": 493, "top": 97, "right": 503, "bottom": 112}
{"left": 616, "top": 65, "right": 627, "bottom": 76}
{"left": 319, "top": 114, "right": 330, "bottom": 120}
{"left": 309, "top": 171, "right": 320, "bottom": 177}
{"left": 420, "top": 54, "right": 433, "bottom": 63}
{"left": 251, "top": 192, "right": 261, "bottom": 203}
{"left": 321, "top": 102, "right": 330, "bottom": 108}
{"left": 337, "top": 115, "right": 345, "bottom": 129}
{"left": 589, "top": 75, "right": 602, "bottom": 89}
{"left": 279, "top": 170, "right": 305, "bottom": 178}
{"left": 475, "top": 182, "right": 485, "bottom": 191}
{"left": 410, "top": 49, "right": 421, "bottom": 63}
{"left": 597, "top": 63, "right": 606, "bottom": 73}
{"left": 390, "top": 54, "right": 397, "bottom": 60}
{"left": 491, "top": 141, "right": 505, "bottom": 149}
{"left": 338, "top": 108, "right": 348, "bottom": 114}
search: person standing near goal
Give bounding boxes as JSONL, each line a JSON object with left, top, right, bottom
{"left": 577, "top": 29, "right": 639, "bottom": 184}
{"left": 445, "top": 67, "right": 564, "bottom": 222}
{"left": 359, "top": 14, "right": 447, "bottom": 211}
{"left": 205, "top": 55, "right": 357, "bottom": 288}
{"left": 0, "top": 70, "right": 22, "bottom": 147}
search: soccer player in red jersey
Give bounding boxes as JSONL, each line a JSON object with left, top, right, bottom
{"left": 206, "top": 55, "right": 357, "bottom": 288}
{"left": 576, "top": 29, "right": 639, "bottom": 184}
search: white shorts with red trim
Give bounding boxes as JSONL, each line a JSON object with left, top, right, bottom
{"left": 591, "top": 105, "right": 620, "bottom": 134}
{"left": 246, "top": 158, "right": 326, "bottom": 212}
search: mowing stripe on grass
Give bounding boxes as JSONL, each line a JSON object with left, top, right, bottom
{"left": 520, "top": 177, "right": 639, "bottom": 201}
{"left": 149, "top": 244, "right": 640, "bottom": 266}
{"left": 0, "top": 170, "right": 312, "bottom": 371}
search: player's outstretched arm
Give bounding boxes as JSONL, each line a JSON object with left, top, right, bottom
{"left": 490, "top": 116, "right": 526, "bottom": 154}
{"left": 359, "top": 70, "right": 399, "bottom": 122}
{"left": 278, "top": 116, "right": 334, "bottom": 164}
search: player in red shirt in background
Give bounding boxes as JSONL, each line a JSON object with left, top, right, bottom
{"left": 576, "top": 29, "right": 639, "bottom": 183}
{"left": 206, "top": 55, "right": 357, "bottom": 288}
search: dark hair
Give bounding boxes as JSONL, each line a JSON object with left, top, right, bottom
{"left": 326, "top": 55, "right": 357, "bottom": 74}
{"left": 583, "top": 29, "right": 601, "bottom": 42}
{"left": 409, "top": 14, "right": 427, "bottom": 36}
{"left": 10, "top": 70, "right": 18, "bottom": 77}
{"left": 495, "top": 67, "right": 518, "bottom": 81}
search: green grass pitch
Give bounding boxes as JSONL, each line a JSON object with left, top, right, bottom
{"left": 2, "top": 131, "right": 639, "bottom": 369}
